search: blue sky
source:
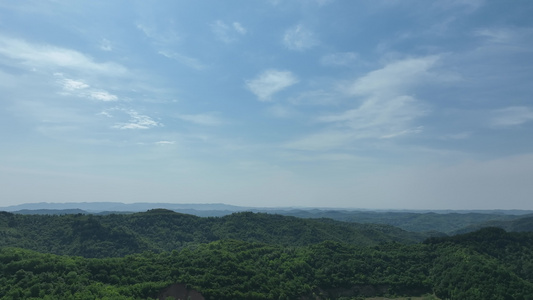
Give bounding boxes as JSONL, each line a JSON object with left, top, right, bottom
{"left": 1, "top": 0, "right": 533, "bottom": 209}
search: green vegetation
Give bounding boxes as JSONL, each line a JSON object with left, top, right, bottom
{"left": 1, "top": 211, "right": 533, "bottom": 299}
{"left": 0, "top": 210, "right": 432, "bottom": 258}
{"left": 274, "top": 210, "right": 533, "bottom": 234}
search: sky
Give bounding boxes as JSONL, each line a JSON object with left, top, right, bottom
{"left": 1, "top": 1, "right": 533, "bottom": 210}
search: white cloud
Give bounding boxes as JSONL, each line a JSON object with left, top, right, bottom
{"left": 283, "top": 24, "right": 319, "bottom": 51}
{"left": 475, "top": 28, "right": 517, "bottom": 44}
{"left": 286, "top": 56, "right": 442, "bottom": 151}
{"left": 0, "top": 34, "right": 126, "bottom": 75}
{"left": 345, "top": 55, "right": 441, "bottom": 96}
{"left": 98, "top": 110, "right": 113, "bottom": 118}
{"left": 112, "top": 110, "right": 162, "bottom": 130}
{"left": 99, "top": 38, "right": 112, "bottom": 51}
{"left": 318, "top": 95, "right": 427, "bottom": 137}
{"left": 211, "top": 20, "right": 247, "bottom": 43}
{"left": 177, "top": 113, "right": 223, "bottom": 126}
{"left": 233, "top": 22, "right": 247, "bottom": 35}
{"left": 60, "top": 78, "right": 90, "bottom": 91}
{"left": 55, "top": 74, "right": 118, "bottom": 101}
{"left": 245, "top": 69, "right": 299, "bottom": 101}
{"left": 158, "top": 51, "right": 206, "bottom": 70}
{"left": 326, "top": 57, "right": 439, "bottom": 136}
{"left": 156, "top": 140, "right": 175, "bottom": 145}
{"left": 491, "top": 106, "right": 533, "bottom": 127}
{"left": 320, "top": 52, "right": 359, "bottom": 66}
{"left": 474, "top": 27, "right": 533, "bottom": 49}
{"left": 89, "top": 91, "right": 118, "bottom": 102}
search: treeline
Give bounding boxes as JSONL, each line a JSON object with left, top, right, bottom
{"left": 0, "top": 210, "right": 432, "bottom": 258}
{"left": 2, "top": 227, "right": 533, "bottom": 299}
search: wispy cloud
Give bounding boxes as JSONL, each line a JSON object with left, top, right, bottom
{"left": 158, "top": 51, "right": 207, "bottom": 70}
{"left": 318, "top": 95, "right": 426, "bottom": 136}
{"left": 89, "top": 91, "right": 118, "bottom": 102}
{"left": 474, "top": 26, "right": 533, "bottom": 49}
{"left": 232, "top": 22, "right": 247, "bottom": 35}
{"left": 245, "top": 69, "right": 299, "bottom": 101}
{"left": 325, "top": 56, "right": 441, "bottom": 136}
{"left": 111, "top": 109, "right": 162, "bottom": 130}
{"left": 55, "top": 74, "right": 118, "bottom": 102}
{"left": 136, "top": 23, "right": 180, "bottom": 46}
{"left": 60, "top": 78, "right": 90, "bottom": 91}
{"left": 155, "top": 140, "right": 175, "bottom": 145}
{"left": 344, "top": 55, "right": 442, "bottom": 96}
{"left": 0, "top": 34, "right": 126, "bottom": 75}
{"left": 491, "top": 106, "right": 533, "bottom": 127}
{"left": 211, "top": 20, "right": 247, "bottom": 43}
{"left": 177, "top": 113, "right": 223, "bottom": 126}
{"left": 283, "top": 24, "right": 319, "bottom": 51}
{"left": 286, "top": 56, "right": 443, "bottom": 151}
{"left": 99, "top": 38, "right": 112, "bottom": 51}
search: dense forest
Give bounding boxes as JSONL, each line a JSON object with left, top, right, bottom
{"left": 0, "top": 210, "right": 436, "bottom": 258}
{"left": 1, "top": 210, "right": 533, "bottom": 299}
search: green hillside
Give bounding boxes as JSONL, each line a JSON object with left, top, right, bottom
{"left": 274, "top": 210, "right": 530, "bottom": 234}
{"left": 452, "top": 215, "right": 533, "bottom": 234}
{"left": 0, "top": 210, "right": 432, "bottom": 258}
{"left": 1, "top": 228, "right": 533, "bottom": 299}
{"left": 2, "top": 211, "right": 533, "bottom": 299}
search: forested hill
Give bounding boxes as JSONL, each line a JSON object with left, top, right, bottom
{"left": 272, "top": 210, "right": 533, "bottom": 234}
{"left": 0, "top": 210, "right": 434, "bottom": 258}
{"left": 1, "top": 227, "right": 533, "bottom": 299}
{"left": 5, "top": 202, "right": 532, "bottom": 234}
{"left": 451, "top": 215, "right": 533, "bottom": 234}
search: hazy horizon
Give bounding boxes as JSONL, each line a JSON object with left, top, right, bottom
{"left": 3, "top": 201, "right": 533, "bottom": 215}
{"left": 1, "top": 1, "right": 533, "bottom": 210}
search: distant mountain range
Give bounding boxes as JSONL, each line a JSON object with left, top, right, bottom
{"left": 3, "top": 201, "right": 532, "bottom": 214}
{"left": 2, "top": 202, "right": 533, "bottom": 234}
{"left": 0, "top": 202, "right": 245, "bottom": 215}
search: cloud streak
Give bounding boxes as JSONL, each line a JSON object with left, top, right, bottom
{"left": 491, "top": 106, "right": 533, "bottom": 127}
{"left": 56, "top": 74, "right": 119, "bottom": 102}
{"left": 158, "top": 51, "right": 207, "bottom": 70}
{"left": 245, "top": 69, "right": 298, "bottom": 101}
{"left": 0, "top": 35, "right": 126, "bottom": 75}
{"left": 111, "top": 109, "right": 162, "bottom": 130}
{"left": 211, "top": 20, "right": 247, "bottom": 43}
{"left": 283, "top": 24, "right": 319, "bottom": 51}
{"left": 286, "top": 56, "right": 443, "bottom": 150}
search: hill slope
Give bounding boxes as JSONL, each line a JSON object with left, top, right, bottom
{"left": 2, "top": 228, "right": 533, "bottom": 299}
{"left": 0, "top": 210, "right": 432, "bottom": 258}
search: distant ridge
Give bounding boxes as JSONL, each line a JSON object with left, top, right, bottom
{"left": 2, "top": 202, "right": 533, "bottom": 234}
{"left": 2, "top": 202, "right": 533, "bottom": 215}
{"left": 0, "top": 202, "right": 245, "bottom": 214}
{"left": 13, "top": 209, "right": 88, "bottom": 215}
